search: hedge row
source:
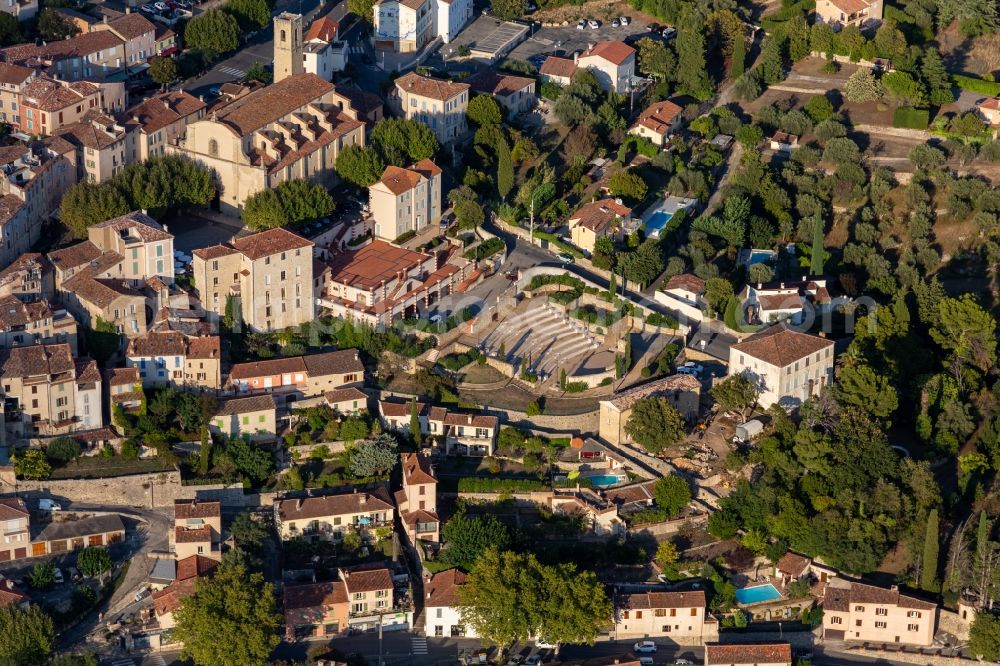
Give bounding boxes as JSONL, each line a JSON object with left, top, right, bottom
{"left": 952, "top": 74, "right": 1000, "bottom": 96}
{"left": 892, "top": 107, "right": 929, "bottom": 130}
{"left": 457, "top": 477, "right": 548, "bottom": 492}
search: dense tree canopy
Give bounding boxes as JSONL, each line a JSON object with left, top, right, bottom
{"left": 624, "top": 396, "right": 686, "bottom": 453}
{"left": 370, "top": 118, "right": 439, "bottom": 166}
{"left": 184, "top": 10, "right": 240, "bottom": 57}
{"left": 0, "top": 605, "right": 55, "bottom": 665}
{"left": 441, "top": 514, "right": 511, "bottom": 571}
{"left": 243, "top": 180, "right": 335, "bottom": 231}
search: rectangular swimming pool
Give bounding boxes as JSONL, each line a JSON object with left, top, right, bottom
{"left": 586, "top": 474, "right": 626, "bottom": 488}
{"left": 735, "top": 583, "right": 783, "bottom": 605}
{"left": 644, "top": 210, "right": 673, "bottom": 238}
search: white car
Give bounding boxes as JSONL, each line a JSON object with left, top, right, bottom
{"left": 588, "top": 19, "right": 600, "bottom": 28}
{"left": 153, "top": 2, "right": 168, "bottom": 9}
{"left": 683, "top": 361, "right": 704, "bottom": 374}
{"left": 576, "top": 19, "right": 586, "bottom": 29}
{"left": 676, "top": 660, "right": 693, "bottom": 665}
{"left": 634, "top": 641, "right": 657, "bottom": 653}
{"left": 612, "top": 17, "right": 621, "bottom": 27}
{"left": 38, "top": 499, "right": 61, "bottom": 512}
{"left": 557, "top": 253, "right": 574, "bottom": 264}
{"left": 52, "top": 568, "right": 64, "bottom": 584}
{"left": 619, "top": 15, "right": 630, "bottom": 25}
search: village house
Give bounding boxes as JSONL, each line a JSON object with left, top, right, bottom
{"left": 389, "top": 72, "right": 469, "bottom": 144}
{"left": 567, "top": 198, "right": 635, "bottom": 255}
{"left": 274, "top": 486, "right": 395, "bottom": 542}
{"left": 369, "top": 159, "right": 443, "bottom": 241}
{"left": 704, "top": 643, "right": 792, "bottom": 666}
{"left": 979, "top": 97, "right": 1000, "bottom": 125}
{"left": 769, "top": 131, "right": 799, "bottom": 154}
{"left": 340, "top": 563, "right": 408, "bottom": 631}
{"left": 468, "top": 71, "right": 536, "bottom": 119}
{"left": 19, "top": 77, "right": 105, "bottom": 135}
{"left": 0, "top": 295, "right": 77, "bottom": 354}
{"left": 122, "top": 91, "right": 206, "bottom": 161}
{"left": 728, "top": 325, "right": 834, "bottom": 409}
{"left": 53, "top": 7, "right": 99, "bottom": 32}
{"left": 152, "top": 555, "right": 219, "bottom": 629}
{"left": 0, "top": 580, "right": 30, "bottom": 609}
{"left": 125, "top": 331, "right": 221, "bottom": 390}
{"left": 577, "top": 41, "right": 637, "bottom": 94}
{"left": 0, "top": 142, "right": 77, "bottom": 272}
{"left": 1, "top": 31, "right": 127, "bottom": 81}
{"left": 539, "top": 56, "right": 577, "bottom": 87}
{"left": 0, "top": 0, "right": 36, "bottom": 22}
{"left": 424, "top": 568, "right": 476, "bottom": 638}
{"left": 0, "top": 343, "right": 102, "bottom": 439}
{"left": 740, "top": 278, "right": 833, "bottom": 326}
{"left": 550, "top": 487, "right": 626, "bottom": 536}
{"left": 629, "top": 99, "right": 683, "bottom": 146}
{"left": 396, "top": 451, "right": 439, "bottom": 544}
{"left": 598, "top": 374, "right": 701, "bottom": 447}
{"left": 320, "top": 240, "right": 469, "bottom": 327}
{"left": 378, "top": 399, "right": 498, "bottom": 456}
{"left": 167, "top": 72, "right": 365, "bottom": 214}
{"left": 323, "top": 386, "right": 369, "bottom": 415}
{"left": 0, "top": 497, "right": 30, "bottom": 562}
{"left": 301, "top": 16, "right": 348, "bottom": 79}
{"left": 373, "top": 0, "right": 435, "bottom": 53}
{"left": 227, "top": 349, "right": 363, "bottom": 400}
{"left": 191, "top": 228, "right": 315, "bottom": 332}
{"left": 106, "top": 366, "right": 143, "bottom": 415}
{"left": 284, "top": 580, "right": 349, "bottom": 640}
{"left": 172, "top": 499, "right": 222, "bottom": 561}
{"left": 822, "top": 579, "right": 937, "bottom": 646}
{"left": 210, "top": 394, "right": 277, "bottom": 442}
{"left": 814, "top": 0, "right": 883, "bottom": 28}
{"left": 53, "top": 113, "right": 131, "bottom": 183}
{"left": 656, "top": 273, "right": 705, "bottom": 323}
{"left": 48, "top": 211, "right": 174, "bottom": 337}
{"left": 615, "top": 589, "right": 713, "bottom": 643}
{"left": 0, "top": 63, "right": 36, "bottom": 128}
{"left": 0, "top": 253, "right": 54, "bottom": 302}
{"left": 91, "top": 11, "right": 156, "bottom": 68}
{"left": 436, "top": 0, "right": 473, "bottom": 43}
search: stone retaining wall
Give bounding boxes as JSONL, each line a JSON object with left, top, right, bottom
{"left": 11, "top": 471, "right": 186, "bottom": 509}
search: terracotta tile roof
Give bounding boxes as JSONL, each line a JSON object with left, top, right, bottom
{"left": 21, "top": 77, "right": 91, "bottom": 112}
{"left": 284, "top": 580, "right": 348, "bottom": 611}
{"left": 394, "top": 71, "right": 469, "bottom": 101}
{"left": 229, "top": 356, "right": 307, "bottom": 380}
{"left": 380, "top": 398, "right": 427, "bottom": 418}
{"left": 0, "top": 294, "right": 50, "bottom": 330}
{"left": 91, "top": 211, "right": 172, "bottom": 242}
{"left": 174, "top": 525, "right": 212, "bottom": 543}
{"left": 191, "top": 244, "right": 239, "bottom": 260}
{"left": 980, "top": 97, "right": 1000, "bottom": 111}
{"left": 277, "top": 485, "right": 394, "bottom": 522}
{"left": 230, "top": 228, "right": 312, "bottom": 261}
{"left": 175, "top": 554, "right": 220, "bottom": 580}
{"left": 305, "top": 16, "right": 339, "bottom": 42}
{"left": 776, "top": 552, "right": 810, "bottom": 577}
{"left": 0, "top": 195, "right": 24, "bottom": 227}
{"left": 63, "top": 274, "right": 142, "bottom": 309}
{"left": 757, "top": 293, "right": 802, "bottom": 312}
{"left": 0, "top": 62, "right": 34, "bottom": 85}
{"left": 602, "top": 479, "right": 656, "bottom": 506}
{"left": 326, "top": 239, "right": 431, "bottom": 291}
{"left": 440, "top": 411, "right": 498, "bottom": 429}
{"left": 375, "top": 164, "right": 423, "bottom": 195}
{"left": 107, "top": 366, "right": 140, "bottom": 386}
{"left": 824, "top": 579, "right": 936, "bottom": 612}
{"left": 580, "top": 40, "right": 636, "bottom": 66}
{"left": 0, "top": 497, "right": 28, "bottom": 520}
{"left": 48, "top": 241, "right": 102, "bottom": 273}
{"left": 174, "top": 499, "right": 221, "bottom": 520}
{"left": 127, "top": 331, "right": 186, "bottom": 357}
{"left": 425, "top": 568, "right": 466, "bottom": 607}
{"left": 2, "top": 31, "right": 124, "bottom": 65}
{"left": 187, "top": 336, "right": 220, "bottom": 360}
{"left": 402, "top": 451, "right": 435, "bottom": 486}
{"left": 569, "top": 198, "right": 632, "bottom": 234}
{"left": 325, "top": 386, "right": 368, "bottom": 406}
{"left": 664, "top": 273, "right": 705, "bottom": 294}
{"left": 603, "top": 373, "right": 701, "bottom": 411}
{"left": 620, "top": 589, "right": 705, "bottom": 610}
{"left": 75, "top": 358, "right": 101, "bottom": 384}
{"left": 401, "top": 508, "right": 438, "bottom": 525}
{"left": 215, "top": 394, "right": 276, "bottom": 417}
{"left": 335, "top": 84, "right": 383, "bottom": 117}
{"left": 0, "top": 253, "right": 50, "bottom": 284}
{"left": 468, "top": 71, "right": 535, "bottom": 97}
{"left": 341, "top": 563, "right": 393, "bottom": 593}
{"left": 123, "top": 91, "right": 206, "bottom": 135}
{"left": 212, "top": 73, "right": 335, "bottom": 137}
{"left": 540, "top": 56, "right": 577, "bottom": 78}
{"left": 635, "top": 99, "right": 682, "bottom": 134}
{"left": 54, "top": 115, "right": 126, "bottom": 151}
{"left": 303, "top": 349, "right": 363, "bottom": 376}
{"left": 105, "top": 12, "right": 156, "bottom": 40}
{"left": 0, "top": 343, "right": 74, "bottom": 378}
{"left": 730, "top": 325, "right": 833, "bottom": 368}
{"left": 827, "top": 0, "right": 872, "bottom": 13}
{"left": 705, "top": 642, "right": 792, "bottom": 666}
{"left": 0, "top": 585, "right": 29, "bottom": 608}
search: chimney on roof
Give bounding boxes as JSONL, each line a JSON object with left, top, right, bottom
{"left": 103, "top": 15, "right": 108, "bottom": 23}
{"left": 126, "top": 6, "right": 131, "bottom": 12}
{"left": 818, "top": 331, "right": 825, "bottom": 338}
{"left": 296, "top": 498, "right": 303, "bottom": 510}
{"left": 573, "top": 51, "right": 579, "bottom": 64}
{"left": 359, "top": 493, "right": 367, "bottom": 505}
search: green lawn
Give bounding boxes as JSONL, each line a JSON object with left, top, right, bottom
{"left": 50, "top": 456, "right": 175, "bottom": 480}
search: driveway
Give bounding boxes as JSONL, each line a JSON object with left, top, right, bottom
{"left": 507, "top": 17, "right": 651, "bottom": 62}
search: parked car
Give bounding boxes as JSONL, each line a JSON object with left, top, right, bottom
{"left": 38, "top": 499, "right": 61, "bottom": 512}
{"left": 619, "top": 15, "right": 631, "bottom": 25}
{"left": 153, "top": 2, "right": 167, "bottom": 10}
{"left": 134, "top": 586, "right": 150, "bottom": 602}
{"left": 676, "top": 660, "right": 693, "bottom": 665}
{"left": 612, "top": 17, "right": 621, "bottom": 26}
{"left": 639, "top": 659, "right": 654, "bottom": 666}
{"left": 52, "top": 568, "right": 64, "bottom": 584}
{"left": 661, "top": 26, "right": 677, "bottom": 39}
{"left": 208, "top": 85, "right": 221, "bottom": 96}
{"left": 506, "top": 657, "right": 525, "bottom": 666}
{"left": 588, "top": 19, "right": 599, "bottom": 28}
{"left": 576, "top": 19, "right": 586, "bottom": 29}
{"left": 140, "top": 3, "right": 155, "bottom": 11}
{"left": 557, "top": 253, "right": 574, "bottom": 264}
{"left": 634, "top": 641, "right": 657, "bottom": 653}
{"left": 648, "top": 22, "right": 661, "bottom": 31}
{"left": 683, "top": 361, "right": 704, "bottom": 375}
{"left": 68, "top": 567, "right": 81, "bottom": 582}
{"left": 525, "top": 657, "right": 541, "bottom": 666}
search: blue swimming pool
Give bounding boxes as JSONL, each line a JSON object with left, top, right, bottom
{"left": 644, "top": 210, "right": 673, "bottom": 238}
{"left": 748, "top": 250, "right": 773, "bottom": 265}
{"left": 735, "top": 583, "right": 783, "bottom": 605}
{"left": 587, "top": 474, "right": 626, "bottom": 488}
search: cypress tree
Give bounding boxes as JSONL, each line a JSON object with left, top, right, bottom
{"left": 921, "top": 508, "right": 940, "bottom": 591}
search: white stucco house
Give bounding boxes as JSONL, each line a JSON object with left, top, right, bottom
{"left": 727, "top": 325, "right": 834, "bottom": 409}
{"left": 424, "top": 569, "right": 478, "bottom": 638}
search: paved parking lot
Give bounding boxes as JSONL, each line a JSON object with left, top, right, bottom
{"left": 447, "top": 16, "right": 530, "bottom": 59}
{"left": 507, "top": 16, "right": 653, "bottom": 63}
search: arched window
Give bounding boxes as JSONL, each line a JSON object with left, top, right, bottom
{"left": 208, "top": 139, "right": 218, "bottom": 157}
{"left": 280, "top": 29, "right": 286, "bottom": 42}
